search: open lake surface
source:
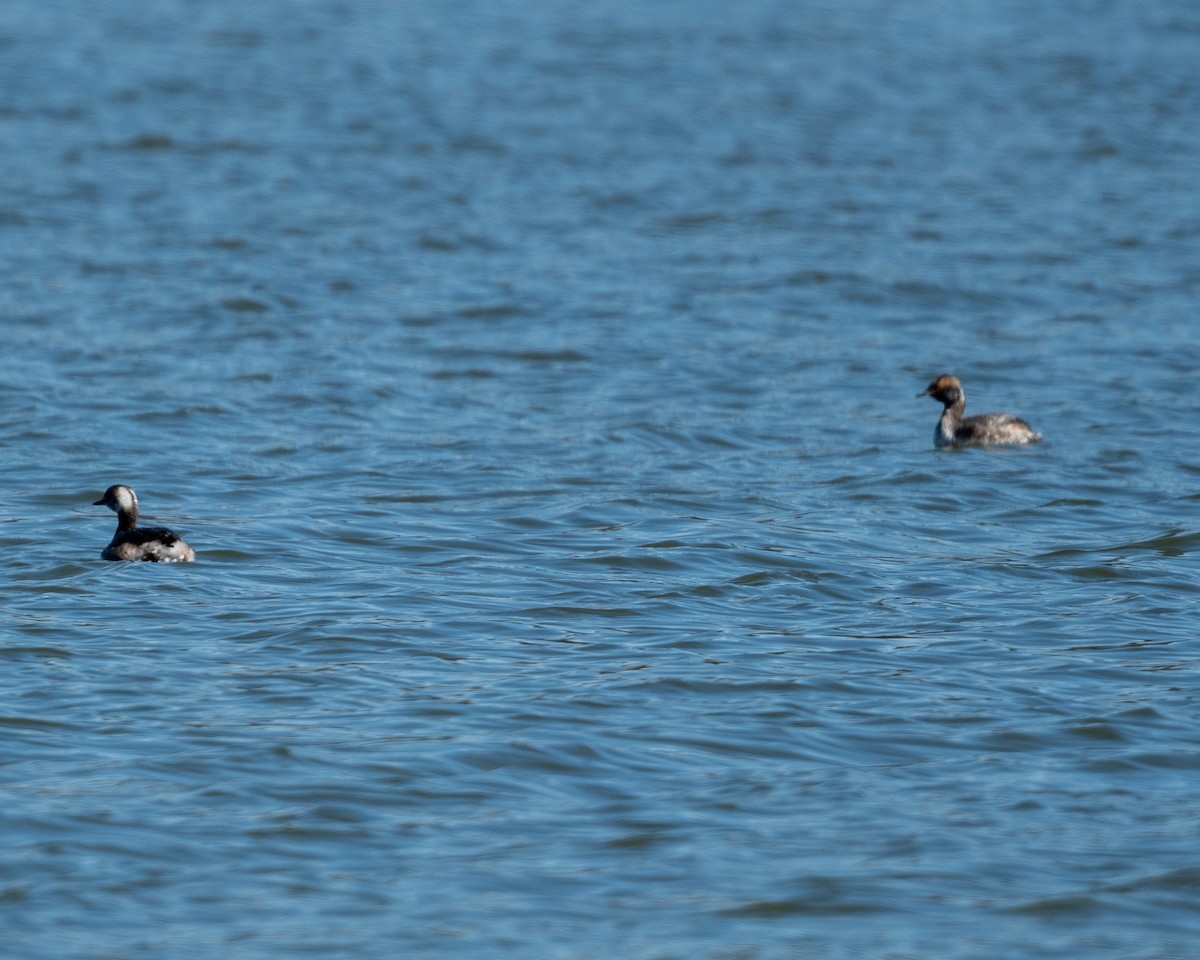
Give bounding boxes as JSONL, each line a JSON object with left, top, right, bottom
{"left": 2, "top": 1, "right": 1199, "bottom": 957}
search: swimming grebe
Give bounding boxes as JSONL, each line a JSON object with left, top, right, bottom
{"left": 918, "top": 375, "right": 1042, "bottom": 448}
{"left": 92, "top": 485, "right": 196, "bottom": 562}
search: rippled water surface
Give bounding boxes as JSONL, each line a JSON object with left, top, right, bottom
{"left": 3, "top": 1, "right": 1200, "bottom": 957}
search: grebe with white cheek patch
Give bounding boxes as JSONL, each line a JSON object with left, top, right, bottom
{"left": 918, "top": 375, "right": 1042, "bottom": 448}
{"left": 93, "top": 485, "right": 196, "bottom": 562}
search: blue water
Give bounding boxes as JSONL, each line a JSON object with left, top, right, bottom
{"left": 3, "top": 1, "right": 1200, "bottom": 957}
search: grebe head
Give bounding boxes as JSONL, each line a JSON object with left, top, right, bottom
{"left": 93, "top": 484, "right": 138, "bottom": 515}
{"left": 918, "top": 374, "right": 964, "bottom": 407}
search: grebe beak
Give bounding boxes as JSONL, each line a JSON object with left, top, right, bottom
{"left": 92, "top": 498, "right": 105, "bottom": 506}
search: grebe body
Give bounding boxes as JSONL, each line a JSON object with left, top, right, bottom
{"left": 918, "top": 375, "right": 1042, "bottom": 448}
{"left": 93, "top": 485, "right": 196, "bottom": 562}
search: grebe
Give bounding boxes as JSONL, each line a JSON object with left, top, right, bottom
{"left": 918, "top": 375, "right": 1042, "bottom": 448}
{"left": 93, "top": 485, "right": 196, "bottom": 562}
